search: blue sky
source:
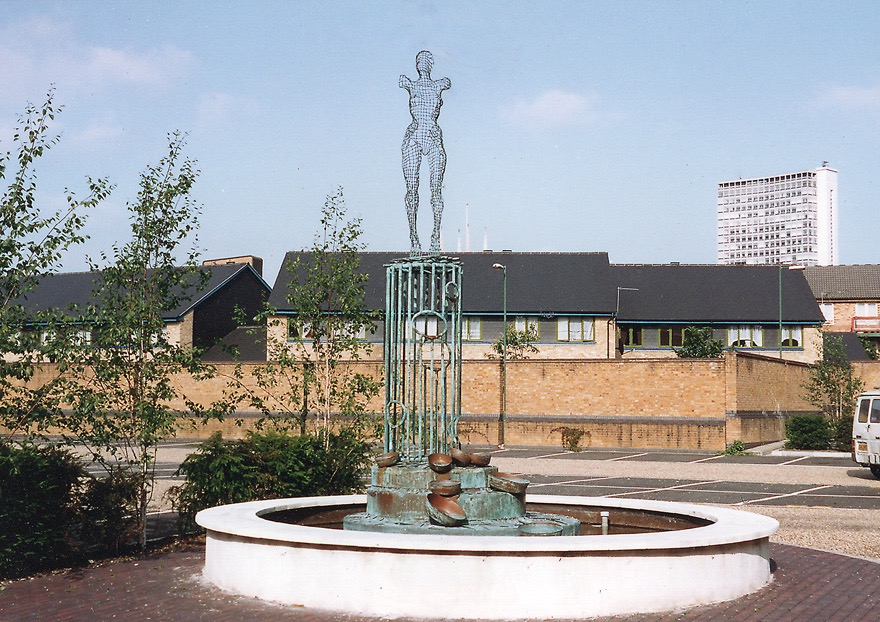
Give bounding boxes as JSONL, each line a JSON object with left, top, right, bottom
{"left": 3, "top": 1, "right": 879, "bottom": 283}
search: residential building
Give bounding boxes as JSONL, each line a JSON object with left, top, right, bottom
{"left": 613, "top": 264, "right": 824, "bottom": 363}
{"left": 266, "top": 251, "right": 617, "bottom": 360}
{"left": 15, "top": 260, "right": 270, "bottom": 352}
{"left": 717, "top": 165, "right": 838, "bottom": 266}
{"left": 803, "top": 264, "right": 880, "bottom": 353}
{"left": 267, "top": 252, "right": 825, "bottom": 364}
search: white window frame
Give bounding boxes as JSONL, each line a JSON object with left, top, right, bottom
{"left": 818, "top": 303, "right": 834, "bottom": 322}
{"left": 514, "top": 316, "right": 539, "bottom": 337}
{"left": 855, "top": 302, "right": 878, "bottom": 317}
{"left": 727, "top": 325, "right": 763, "bottom": 348}
{"left": 462, "top": 317, "right": 481, "bottom": 341}
{"left": 781, "top": 326, "right": 802, "bottom": 348}
{"left": 287, "top": 318, "right": 314, "bottom": 341}
{"left": 557, "top": 317, "right": 595, "bottom": 342}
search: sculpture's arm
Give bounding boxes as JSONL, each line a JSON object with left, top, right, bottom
{"left": 400, "top": 75, "right": 412, "bottom": 90}
{"left": 439, "top": 77, "right": 451, "bottom": 91}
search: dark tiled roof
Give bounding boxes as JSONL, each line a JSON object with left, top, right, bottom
{"left": 803, "top": 265, "right": 880, "bottom": 301}
{"left": 201, "top": 326, "right": 267, "bottom": 362}
{"left": 269, "top": 251, "right": 617, "bottom": 316}
{"left": 611, "top": 264, "right": 824, "bottom": 324}
{"left": 17, "top": 264, "right": 262, "bottom": 320}
{"left": 837, "top": 332, "right": 874, "bottom": 363}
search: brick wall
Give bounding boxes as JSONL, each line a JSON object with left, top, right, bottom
{"left": 8, "top": 353, "right": 814, "bottom": 451}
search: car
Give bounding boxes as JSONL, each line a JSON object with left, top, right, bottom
{"left": 852, "top": 390, "right": 880, "bottom": 479}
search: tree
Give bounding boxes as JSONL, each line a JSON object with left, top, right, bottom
{"left": 485, "top": 323, "right": 539, "bottom": 360}
{"left": 675, "top": 326, "right": 725, "bottom": 359}
{"left": 0, "top": 91, "right": 110, "bottom": 443}
{"left": 53, "top": 133, "right": 215, "bottom": 550}
{"left": 804, "top": 333, "right": 863, "bottom": 450}
{"left": 227, "top": 188, "right": 380, "bottom": 442}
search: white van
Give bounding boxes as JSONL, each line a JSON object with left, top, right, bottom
{"left": 852, "top": 391, "right": 880, "bottom": 479}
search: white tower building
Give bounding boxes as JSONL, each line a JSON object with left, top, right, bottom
{"left": 716, "top": 165, "right": 838, "bottom": 266}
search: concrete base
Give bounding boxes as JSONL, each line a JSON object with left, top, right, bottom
{"left": 197, "top": 495, "right": 779, "bottom": 620}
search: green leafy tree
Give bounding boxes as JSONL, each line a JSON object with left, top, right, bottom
{"left": 675, "top": 326, "right": 725, "bottom": 359}
{"left": 486, "top": 324, "right": 539, "bottom": 360}
{"left": 0, "top": 91, "right": 110, "bottom": 442}
{"left": 53, "top": 133, "right": 216, "bottom": 550}
{"left": 226, "top": 188, "right": 380, "bottom": 441}
{"left": 804, "top": 333, "right": 864, "bottom": 450}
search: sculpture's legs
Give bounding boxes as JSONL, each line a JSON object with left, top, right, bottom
{"left": 428, "top": 148, "right": 446, "bottom": 254}
{"left": 402, "top": 143, "right": 422, "bottom": 254}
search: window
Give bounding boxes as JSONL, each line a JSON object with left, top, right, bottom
{"left": 619, "top": 325, "right": 643, "bottom": 347}
{"left": 659, "top": 327, "right": 684, "bottom": 348}
{"left": 287, "top": 318, "right": 313, "bottom": 340}
{"left": 557, "top": 318, "right": 595, "bottom": 342}
{"left": 819, "top": 303, "right": 834, "bottom": 323}
{"left": 781, "top": 326, "right": 802, "bottom": 348}
{"left": 857, "top": 399, "right": 870, "bottom": 424}
{"left": 515, "top": 316, "right": 539, "bottom": 337}
{"left": 462, "top": 317, "right": 481, "bottom": 341}
{"left": 855, "top": 303, "right": 878, "bottom": 317}
{"left": 728, "top": 325, "right": 763, "bottom": 348}
{"left": 872, "top": 399, "right": 880, "bottom": 424}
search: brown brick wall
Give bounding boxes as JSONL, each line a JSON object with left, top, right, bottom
{"left": 7, "top": 354, "right": 814, "bottom": 451}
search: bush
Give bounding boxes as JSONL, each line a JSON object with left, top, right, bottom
{"left": 171, "top": 429, "right": 371, "bottom": 532}
{"left": 77, "top": 473, "right": 139, "bottom": 556}
{"left": 829, "top": 417, "right": 852, "bottom": 452}
{"left": 552, "top": 426, "right": 586, "bottom": 452}
{"left": 0, "top": 443, "right": 84, "bottom": 579}
{"left": 785, "top": 414, "right": 831, "bottom": 450}
{"left": 722, "top": 440, "right": 749, "bottom": 456}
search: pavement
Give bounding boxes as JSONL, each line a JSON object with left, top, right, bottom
{"left": 2, "top": 443, "right": 879, "bottom": 621}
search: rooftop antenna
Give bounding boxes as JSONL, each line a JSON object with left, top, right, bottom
{"left": 465, "top": 203, "right": 471, "bottom": 252}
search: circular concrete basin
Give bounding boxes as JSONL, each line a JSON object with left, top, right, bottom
{"left": 197, "top": 494, "right": 778, "bottom": 620}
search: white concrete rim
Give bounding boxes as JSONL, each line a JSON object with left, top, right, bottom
{"left": 196, "top": 494, "right": 779, "bottom": 553}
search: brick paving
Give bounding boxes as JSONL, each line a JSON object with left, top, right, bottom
{"left": 0, "top": 539, "right": 877, "bottom": 621}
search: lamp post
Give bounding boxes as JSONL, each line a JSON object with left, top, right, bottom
{"left": 492, "top": 263, "right": 507, "bottom": 448}
{"left": 778, "top": 265, "right": 783, "bottom": 359}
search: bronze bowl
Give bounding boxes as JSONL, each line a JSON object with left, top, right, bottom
{"left": 374, "top": 452, "right": 400, "bottom": 468}
{"left": 428, "top": 453, "right": 453, "bottom": 473}
{"left": 429, "top": 479, "right": 462, "bottom": 497}
{"left": 450, "top": 447, "right": 471, "bottom": 467}
{"left": 469, "top": 452, "right": 491, "bottom": 467}
{"left": 426, "top": 493, "right": 467, "bottom": 526}
{"left": 518, "top": 521, "right": 564, "bottom": 536}
{"left": 488, "top": 472, "right": 529, "bottom": 495}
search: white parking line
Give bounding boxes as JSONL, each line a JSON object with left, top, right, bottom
{"left": 779, "top": 456, "right": 811, "bottom": 466}
{"left": 603, "top": 479, "right": 727, "bottom": 498}
{"left": 737, "top": 485, "right": 832, "bottom": 505}
{"left": 690, "top": 455, "right": 725, "bottom": 463}
{"left": 526, "top": 451, "right": 571, "bottom": 460}
{"left": 605, "top": 452, "right": 650, "bottom": 462}
{"left": 529, "top": 477, "right": 617, "bottom": 489}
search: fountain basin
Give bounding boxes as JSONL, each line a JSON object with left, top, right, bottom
{"left": 197, "top": 494, "right": 778, "bottom": 620}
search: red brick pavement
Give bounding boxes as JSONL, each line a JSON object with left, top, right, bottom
{"left": 0, "top": 541, "right": 877, "bottom": 621}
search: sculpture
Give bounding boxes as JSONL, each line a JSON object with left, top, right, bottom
{"left": 400, "top": 50, "right": 451, "bottom": 255}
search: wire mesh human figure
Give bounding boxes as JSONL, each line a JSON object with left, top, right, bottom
{"left": 400, "top": 50, "right": 451, "bottom": 255}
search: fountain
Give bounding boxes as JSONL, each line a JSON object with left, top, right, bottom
{"left": 196, "top": 51, "right": 778, "bottom": 619}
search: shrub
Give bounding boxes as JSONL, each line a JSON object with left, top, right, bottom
{"left": 171, "top": 429, "right": 371, "bottom": 532}
{"left": 552, "top": 426, "right": 586, "bottom": 452}
{"left": 722, "top": 440, "right": 749, "bottom": 456}
{"left": 77, "top": 473, "right": 139, "bottom": 556}
{"left": 785, "top": 414, "right": 831, "bottom": 450}
{"left": 829, "top": 417, "right": 852, "bottom": 452}
{"left": 0, "top": 443, "right": 83, "bottom": 579}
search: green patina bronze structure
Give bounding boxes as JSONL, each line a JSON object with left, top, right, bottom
{"left": 383, "top": 256, "right": 462, "bottom": 461}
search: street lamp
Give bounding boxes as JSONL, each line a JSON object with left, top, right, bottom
{"left": 492, "top": 262, "right": 507, "bottom": 448}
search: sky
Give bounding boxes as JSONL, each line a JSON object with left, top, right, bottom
{"left": 3, "top": 1, "right": 880, "bottom": 284}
